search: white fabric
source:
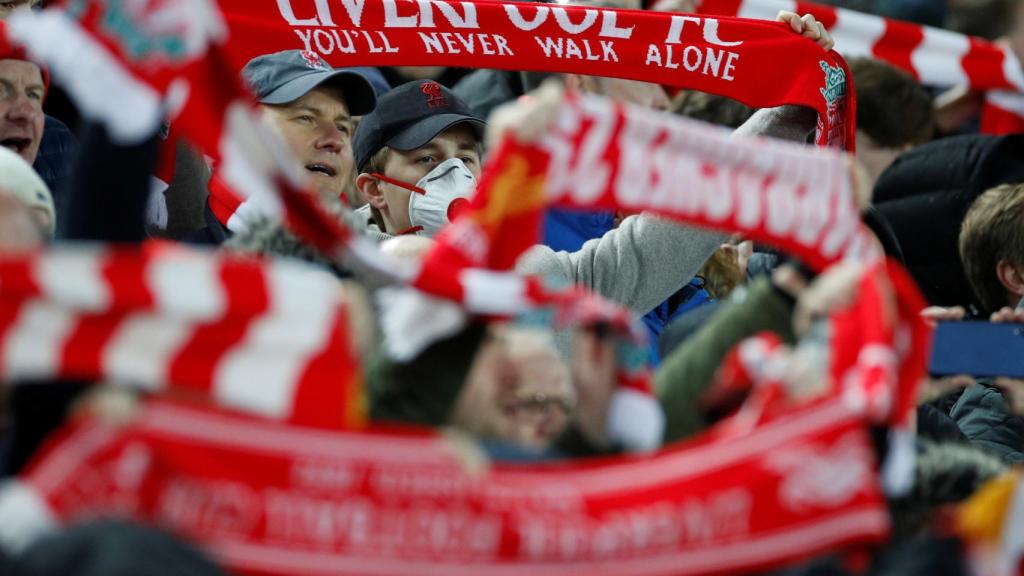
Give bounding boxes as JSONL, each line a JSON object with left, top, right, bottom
{"left": 147, "top": 177, "right": 170, "bottom": 231}
{"left": 378, "top": 287, "right": 467, "bottom": 361}
{"left": 0, "top": 481, "right": 57, "bottom": 555}
{"left": 0, "top": 146, "right": 54, "bottom": 236}
{"left": 880, "top": 427, "right": 915, "bottom": 497}
{"left": 606, "top": 387, "right": 665, "bottom": 453}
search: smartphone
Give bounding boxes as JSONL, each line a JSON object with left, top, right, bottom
{"left": 929, "top": 321, "right": 1024, "bottom": 379}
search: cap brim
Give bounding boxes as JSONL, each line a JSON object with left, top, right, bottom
{"left": 260, "top": 69, "right": 377, "bottom": 115}
{"left": 387, "top": 114, "right": 486, "bottom": 152}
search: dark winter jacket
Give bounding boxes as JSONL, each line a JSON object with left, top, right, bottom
{"left": 873, "top": 134, "right": 1024, "bottom": 308}
{"left": 950, "top": 383, "right": 1024, "bottom": 464}
{"left": 452, "top": 68, "right": 524, "bottom": 120}
{"left": 34, "top": 116, "right": 78, "bottom": 232}
{"left": 8, "top": 521, "right": 226, "bottom": 576}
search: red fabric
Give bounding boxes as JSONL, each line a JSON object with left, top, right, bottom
{"left": 22, "top": 398, "right": 889, "bottom": 576}
{"left": 794, "top": 2, "right": 837, "bottom": 30}
{"left": 870, "top": 19, "right": 923, "bottom": 79}
{"left": 826, "top": 262, "right": 929, "bottom": 428}
{"left": 207, "top": 174, "right": 244, "bottom": 229}
{"left": 696, "top": 0, "right": 1024, "bottom": 133}
{"left": 0, "top": 21, "right": 49, "bottom": 97}
{"left": 288, "top": 308, "right": 366, "bottom": 429}
{"left": 218, "top": 0, "right": 855, "bottom": 150}
{"left": 961, "top": 37, "right": 1012, "bottom": 91}
{"left": 828, "top": 266, "right": 897, "bottom": 422}
{"left": 981, "top": 96, "right": 1024, "bottom": 135}
{"left": 884, "top": 260, "right": 931, "bottom": 429}
{"left": 153, "top": 133, "right": 178, "bottom": 188}
{"left": 696, "top": 0, "right": 1023, "bottom": 90}
{"left": 702, "top": 332, "right": 784, "bottom": 417}
{"left": 166, "top": 260, "right": 269, "bottom": 394}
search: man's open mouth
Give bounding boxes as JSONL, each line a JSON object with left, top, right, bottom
{"left": 306, "top": 163, "right": 338, "bottom": 177}
{"left": 1, "top": 138, "right": 31, "bottom": 155}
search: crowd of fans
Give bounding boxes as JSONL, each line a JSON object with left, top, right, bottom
{"left": 0, "top": 0, "right": 1022, "bottom": 574}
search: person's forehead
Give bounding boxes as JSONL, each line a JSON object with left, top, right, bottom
{"left": 0, "top": 59, "right": 42, "bottom": 84}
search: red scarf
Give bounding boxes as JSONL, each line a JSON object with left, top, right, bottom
{"left": 202, "top": 0, "right": 858, "bottom": 229}
{"left": 694, "top": 0, "right": 1024, "bottom": 134}
{"left": 219, "top": 0, "right": 854, "bottom": 149}
{"left": 7, "top": 397, "right": 888, "bottom": 576}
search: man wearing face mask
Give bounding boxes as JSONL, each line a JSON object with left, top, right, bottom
{"left": 353, "top": 80, "right": 483, "bottom": 239}
{"left": 353, "top": 79, "right": 728, "bottom": 319}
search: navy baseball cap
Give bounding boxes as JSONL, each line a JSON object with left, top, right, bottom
{"left": 241, "top": 50, "right": 377, "bottom": 115}
{"left": 353, "top": 80, "right": 485, "bottom": 171}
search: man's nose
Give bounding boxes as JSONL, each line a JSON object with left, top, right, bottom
{"left": 315, "top": 125, "right": 346, "bottom": 153}
{"left": 6, "top": 95, "right": 39, "bottom": 122}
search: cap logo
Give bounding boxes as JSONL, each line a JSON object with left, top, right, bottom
{"left": 300, "top": 50, "right": 328, "bottom": 71}
{"left": 420, "top": 81, "right": 448, "bottom": 109}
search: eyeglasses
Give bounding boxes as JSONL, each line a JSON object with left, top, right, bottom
{"left": 504, "top": 391, "right": 575, "bottom": 422}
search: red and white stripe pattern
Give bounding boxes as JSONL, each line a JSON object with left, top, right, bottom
{"left": 695, "top": 0, "right": 1024, "bottom": 133}
{"left": 0, "top": 244, "right": 364, "bottom": 429}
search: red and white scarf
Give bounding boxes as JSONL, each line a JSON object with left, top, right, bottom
{"left": 694, "top": 0, "right": 1024, "bottom": 134}
{"left": 0, "top": 243, "right": 365, "bottom": 430}
{"left": 0, "top": 397, "right": 889, "bottom": 576}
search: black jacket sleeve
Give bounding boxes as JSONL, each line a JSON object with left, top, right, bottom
{"left": 58, "top": 122, "right": 160, "bottom": 243}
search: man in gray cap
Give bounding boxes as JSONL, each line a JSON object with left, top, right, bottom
{"left": 200, "top": 49, "right": 377, "bottom": 243}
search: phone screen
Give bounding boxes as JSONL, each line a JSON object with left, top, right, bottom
{"left": 929, "top": 322, "right": 1024, "bottom": 379}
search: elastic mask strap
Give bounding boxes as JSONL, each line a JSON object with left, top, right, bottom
{"left": 371, "top": 173, "right": 425, "bottom": 195}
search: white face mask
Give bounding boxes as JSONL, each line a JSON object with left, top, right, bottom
{"left": 405, "top": 158, "right": 476, "bottom": 237}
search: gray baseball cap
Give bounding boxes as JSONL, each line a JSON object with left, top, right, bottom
{"left": 241, "top": 50, "right": 377, "bottom": 115}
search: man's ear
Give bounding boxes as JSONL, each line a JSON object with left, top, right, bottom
{"left": 355, "top": 173, "right": 388, "bottom": 210}
{"left": 996, "top": 260, "right": 1024, "bottom": 303}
